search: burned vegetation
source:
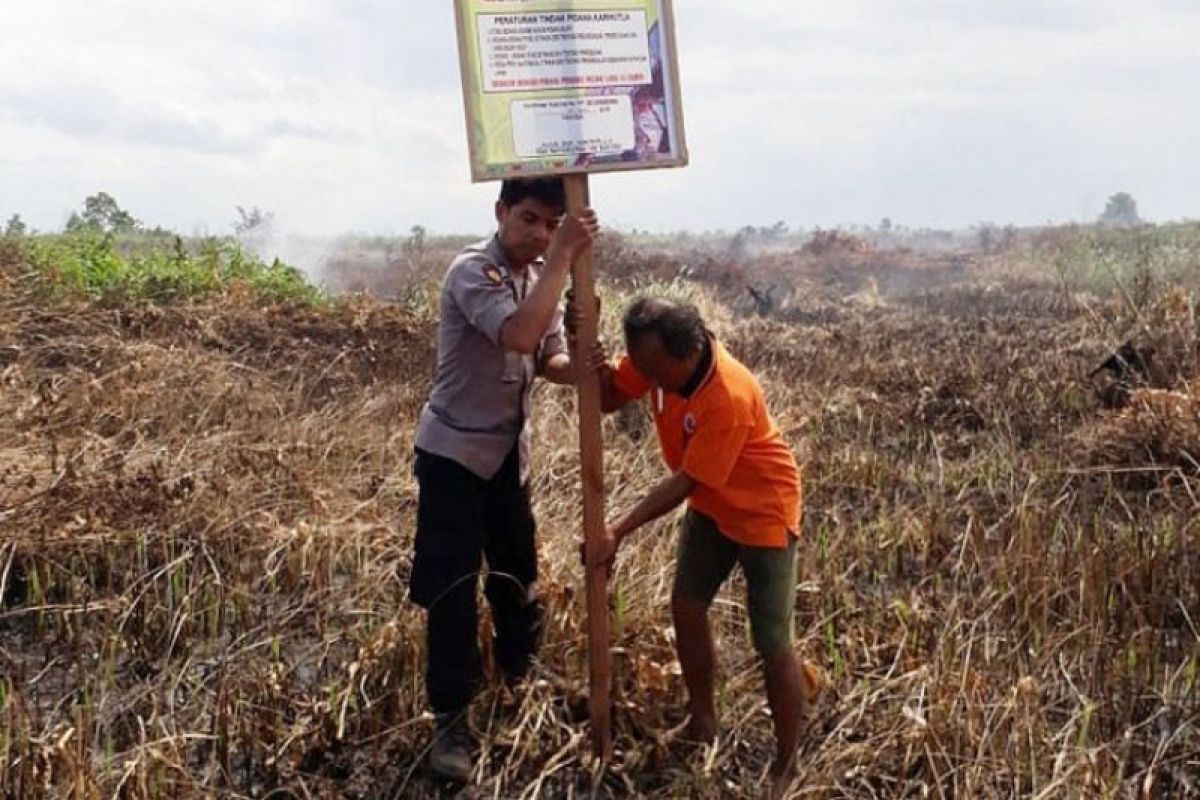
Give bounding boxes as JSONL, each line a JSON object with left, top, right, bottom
{"left": 2, "top": 225, "right": 1198, "bottom": 798}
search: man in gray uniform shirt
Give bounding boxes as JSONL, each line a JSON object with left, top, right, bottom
{"left": 410, "top": 177, "right": 598, "bottom": 782}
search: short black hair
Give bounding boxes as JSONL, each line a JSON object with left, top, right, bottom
{"left": 499, "top": 177, "right": 566, "bottom": 214}
{"left": 623, "top": 297, "right": 709, "bottom": 360}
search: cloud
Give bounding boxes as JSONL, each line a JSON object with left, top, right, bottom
{"left": 0, "top": 85, "right": 260, "bottom": 155}
{"left": 1, "top": 0, "right": 1198, "bottom": 237}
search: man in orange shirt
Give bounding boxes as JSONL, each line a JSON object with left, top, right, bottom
{"left": 586, "top": 297, "right": 810, "bottom": 794}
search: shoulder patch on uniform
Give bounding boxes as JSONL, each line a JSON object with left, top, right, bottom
{"left": 483, "top": 265, "right": 504, "bottom": 286}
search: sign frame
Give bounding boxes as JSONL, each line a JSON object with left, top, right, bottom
{"left": 454, "top": 0, "right": 688, "bottom": 182}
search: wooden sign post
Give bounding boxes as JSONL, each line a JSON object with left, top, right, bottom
{"left": 564, "top": 173, "right": 611, "bottom": 757}
{"left": 455, "top": 0, "right": 688, "bottom": 759}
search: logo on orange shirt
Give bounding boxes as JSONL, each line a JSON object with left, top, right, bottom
{"left": 683, "top": 412, "right": 697, "bottom": 436}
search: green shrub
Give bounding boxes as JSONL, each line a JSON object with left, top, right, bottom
{"left": 26, "top": 229, "right": 323, "bottom": 306}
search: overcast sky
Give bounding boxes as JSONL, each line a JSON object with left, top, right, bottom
{"left": 2, "top": 1, "right": 1198, "bottom": 237}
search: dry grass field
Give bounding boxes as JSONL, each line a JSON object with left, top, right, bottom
{"left": 1, "top": 226, "right": 1197, "bottom": 798}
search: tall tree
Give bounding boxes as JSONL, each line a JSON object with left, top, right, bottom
{"left": 3, "top": 214, "right": 26, "bottom": 237}
{"left": 66, "top": 192, "right": 140, "bottom": 233}
{"left": 1099, "top": 192, "right": 1140, "bottom": 228}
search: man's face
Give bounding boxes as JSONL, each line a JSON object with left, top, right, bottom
{"left": 496, "top": 197, "right": 562, "bottom": 269}
{"left": 628, "top": 333, "right": 693, "bottom": 394}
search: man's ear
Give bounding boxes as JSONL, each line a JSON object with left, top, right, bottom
{"left": 494, "top": 200, "right": 507, "bottom": 225}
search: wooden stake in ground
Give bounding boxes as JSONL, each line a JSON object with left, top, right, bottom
{"left": 564, "top": 173, "right": 612, "bottom": 759}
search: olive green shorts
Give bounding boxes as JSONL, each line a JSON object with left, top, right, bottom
{"left": 673, "top": 509, "right": 798, "bottom": 656}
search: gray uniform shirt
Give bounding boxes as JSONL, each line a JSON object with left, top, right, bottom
{"left": 415, "top": 236, "right": 567, "bottom": 483}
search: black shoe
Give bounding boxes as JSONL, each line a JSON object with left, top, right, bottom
{"left": 430, "top": 712, "right": 472, "bottom": 782}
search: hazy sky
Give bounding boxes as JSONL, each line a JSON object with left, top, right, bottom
{"left": 2, "top": 1, "right": 1198, "bottom": 236}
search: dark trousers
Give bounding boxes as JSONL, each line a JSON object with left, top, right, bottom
{"left": 410, "top": 446, "right": 541, "bottom": 715}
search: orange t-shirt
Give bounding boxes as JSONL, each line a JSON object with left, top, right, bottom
{"left": 612, "top": 340, "right": 802, "bottom": 548}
